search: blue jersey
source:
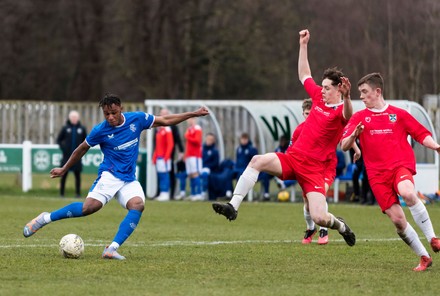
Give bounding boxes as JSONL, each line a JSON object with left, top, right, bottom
{"left": 86, "top": 112, "right": 155, "bottom": 181}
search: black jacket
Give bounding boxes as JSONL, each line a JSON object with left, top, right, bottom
{"left": 56, "top": 120, "right": 87, "bottom": 171}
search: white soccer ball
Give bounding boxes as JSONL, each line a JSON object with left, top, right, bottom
{"left": 59, "top": 234, "right": 84, "bottom": 259}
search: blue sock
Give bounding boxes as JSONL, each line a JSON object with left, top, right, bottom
{"left": 50, "top": 202, "right": 84, "bottom": 221}
{"left": 194, "top": 176, "right": 202, "bottom": 195}
{"left": 201, "top": 172, "right": 209, "bottom": 192}
{"left": 190, "top": 178, "right": 196, "bottom": 195}
{"left": 113, "top": 209, "right": 142, "bottom": 246}
{"left": 177, "top": 173, "right": 187, "bottom": 191}
{"left": 158, "top": 172, "right": 170, "bottom": 192}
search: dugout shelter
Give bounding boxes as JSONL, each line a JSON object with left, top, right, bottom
{"left": 144, "top": 99, "right": 439, "bottom": 200}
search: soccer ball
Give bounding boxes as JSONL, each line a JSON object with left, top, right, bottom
{"left": 277, "top": 190, "right": 290, "bottom": 202}
{"left": 59, "top": 234, "right": 84, "bottom": 259}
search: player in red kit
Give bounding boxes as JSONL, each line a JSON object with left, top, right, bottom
{"left": 212, "top": 29, "right": 356, "bottom": 247}
{"left": 288, "top": 99, "right": 360, "bottom": 245}
{"left": 341, "top": 72, "right": 440, "bottom": 271}
{"left": 153, "top": 123, "right": 174, "bottom": 201}
{"left": 185, "top": 117, "right": 203, "bottom": 201}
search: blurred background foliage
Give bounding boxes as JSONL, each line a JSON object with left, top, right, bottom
{"left": 0, "top": 0, "right": 439, "bottom": 102}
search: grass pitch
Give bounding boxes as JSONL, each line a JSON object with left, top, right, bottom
{"left": 1, "top": 194, "right": 439, "bottom": 296}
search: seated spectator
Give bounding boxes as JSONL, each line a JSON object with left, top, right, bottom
{"left": 225, "top": 133, "right": 258, "bottom": 198}
{"left": 207, "top": 159, "right": 235, "bottom": 200}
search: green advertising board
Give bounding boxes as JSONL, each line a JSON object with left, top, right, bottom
{"left": 31, "top": 148, "right": 103, "bottom": 174}
{"left": 0, "top": 147, "right": 22, "bottom": 172}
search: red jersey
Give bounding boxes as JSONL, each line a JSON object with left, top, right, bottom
{"left": 185, "top": 124, "right": 203, "bottom": 158}
{"left": 153, "top": 127, "right": 174, "bottom": 162}
{"left": 288, "top": 121, "right": 337, "bottom": 173}
{"left": 342, "top": 104, "right": 431, "bottom": 177}
{"left": 291, "top": 78, "right": 348, "bottom": 162}
{"left": 288, "top": 122, "right": 304, "bottom": 151}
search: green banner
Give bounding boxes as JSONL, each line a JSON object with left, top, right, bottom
{"left": 0, "top": 147, "right": 22, "bottom": 172}
{"left": 31, "top": 148, "right": 103, "bottom": 174}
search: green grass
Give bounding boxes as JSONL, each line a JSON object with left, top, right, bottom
{"left": 0, "top": 173, "right": 98, "bottom": 197}
{"left": 1, "top": 195, "right": 439, "bottom": 296}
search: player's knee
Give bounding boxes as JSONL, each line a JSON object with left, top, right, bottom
{"left": 311, "top": 213, "right": 327, "bottom": 227}
{"left": 249, "top": 154, "right": 269, "bottom": 169}
{"left": 126, "top": 197, "right": 145, "bottom": 212}
{"left": 399, "top": 192, "right": 418, "bottom": 207}
{"left": 82, "top": 201, "right": 102, "bottom": 216}
{"left": 390, "top": 215, "right": 407, "bottom": 230}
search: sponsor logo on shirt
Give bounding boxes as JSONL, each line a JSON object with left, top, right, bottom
{"left": 114, "top": 138, "right": 138, "bottom": 150}
{"left": 314, "top": 106, "right": 330, "bottom": 117}
{"left": 370, "top": 129, "right": 393, "bottom": 135}
{"left": 107, "top": 134, "right": 115, "bottom": 139}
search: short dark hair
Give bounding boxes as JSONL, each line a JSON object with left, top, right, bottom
{"left": 302, "top": 98, "right": 312, "bottom": 111}
{"left": 99, "top": 93, "right": 121, "bottom": 108}
{"left": 322, "top": 67, "right": 344, "bottom": 86}
{"left": 357, "top": 73, "right": 384, "bottom": 93}
{"left": 240, "top": 132, "right": 249, "bottom": 139}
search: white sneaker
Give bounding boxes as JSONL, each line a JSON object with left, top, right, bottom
{"left": 190, "top": 194, "right": 204, "bottom": 201}
{"left": 274, "top": 177, "right": 286, "bottom": 190}
{"left": 156, "top": 192, "right": 170, "bottom": 202}
{"left": 174, "top": 191, "right": 186, "bottom": 201}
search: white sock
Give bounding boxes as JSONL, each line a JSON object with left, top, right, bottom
{"left": 303, "top": 206, "right": 315, "bottom": 230}
{"left": 43, "top": 213, "right": 52, "bottom": 223}
{"left": 229, "top": 167, "right": 259, "bottom": 210}
{"left": 398, "top": 223, "right": 429, "bottom": 257}
{"left": 409, "top": 200, "right": 436, "bottom": 242}
{"left": 109, "top": 242, "right": 120, "bottom": 249}
{"left": 320, "top": 202, "right": 328, "bottom": 231}
{"left": 329, "top": 214, "right": 345, "bottom": 233}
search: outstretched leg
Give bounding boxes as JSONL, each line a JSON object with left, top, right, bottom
{"left": 23, "top": 198, "right": 102, "bottom": 237}
{"left": 399, "top": 179, "right": 440, "bottom": 253}
{"left": 385, "top": 204, "right": 432, "bottom": 271}
{"left": 212, "top": 153, "right": 282, "bottom": 221}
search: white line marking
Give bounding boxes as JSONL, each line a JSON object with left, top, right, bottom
{"left": 0, "top": 237, "right": 407, "bottom": 248}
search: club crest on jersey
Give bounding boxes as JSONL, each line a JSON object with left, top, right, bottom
{"left": 365, "top": 117, "right": 371, "bottom": 123}
{"left": 130, "top": 124, "right": 136, "bottom": 132}
{"left": 389, "top": 114, "right": 397, "bottom": 122}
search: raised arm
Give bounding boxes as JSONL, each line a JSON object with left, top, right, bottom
{"left": 50, "top": 141, "right": 90, "bottom": 178}
{"left": 152, "top": 106, "right": 209, "bottom": 128}
{"left": 339, "top": 76, "right": 353, "bottom": 120}
{"left": 298, "top": 29, "right": 312, "bottom": 82}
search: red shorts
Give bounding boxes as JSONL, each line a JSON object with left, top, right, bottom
{"left": 276, "top": 151, "right": 326, "bottom": 195}
{"left": 369, "top": 167, "right": 414, "bottom": 212}
{"left": 324, "top": 156, "right": 337, "bottom": 187}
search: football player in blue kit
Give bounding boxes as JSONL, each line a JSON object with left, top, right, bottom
{"left": 23, "top": 94, "right": 209, "bottom": 260}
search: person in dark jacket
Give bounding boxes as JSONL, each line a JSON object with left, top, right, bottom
{"left": 201, "top": 133, "right": 220, "bottom": 197}
{"left": 234, "top": 133, "right": 258, "bottom": 177}
{"left": 223, "top": 133, "right": 258, "bottom": 198}
{"left": 56, "top": 110, "right": 87, "bottom": 197}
